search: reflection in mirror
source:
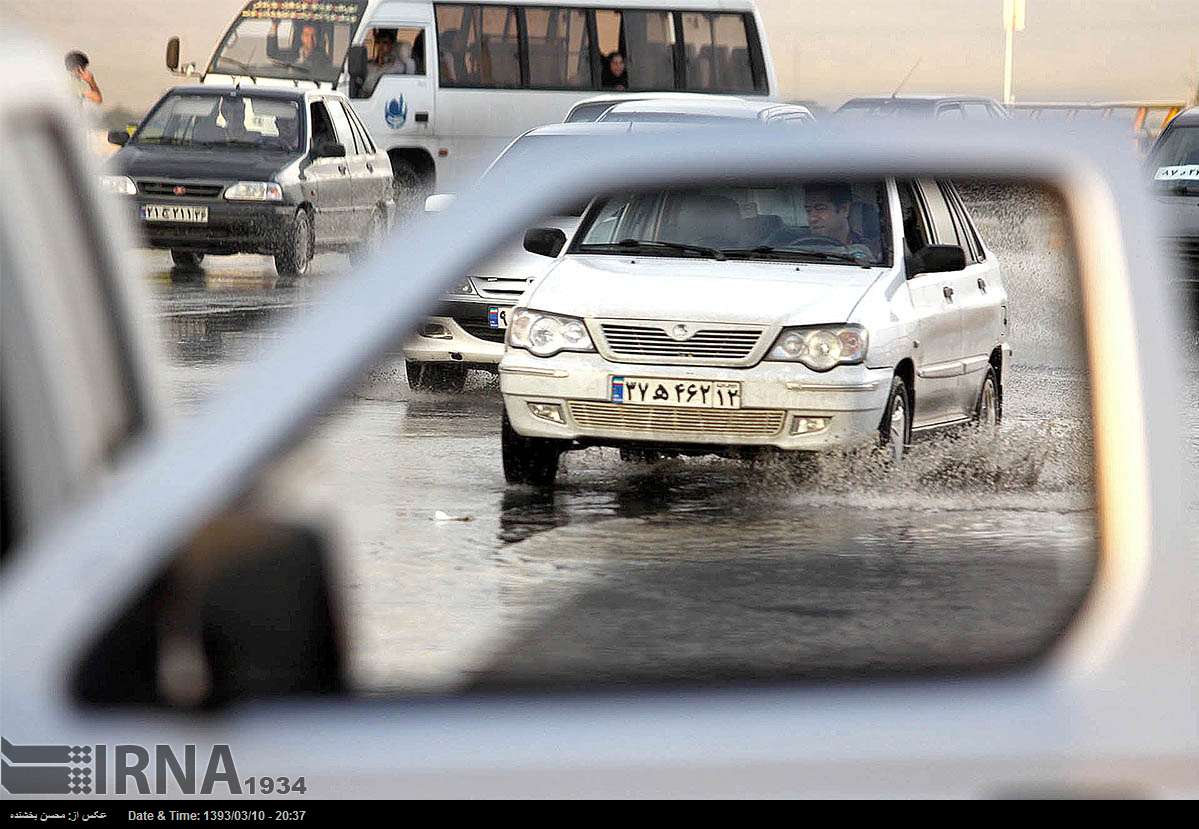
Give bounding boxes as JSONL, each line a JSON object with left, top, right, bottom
{"left": 105, "top": 177, "right": 1102, "bottom": 703}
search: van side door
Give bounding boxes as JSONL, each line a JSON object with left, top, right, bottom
{"left": 350, "top": 23, "right": 435, "bottom": 155}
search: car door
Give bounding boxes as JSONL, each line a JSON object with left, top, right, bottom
{"left": 901, "top": 179, "right": 965, "bottom": 426}
{"left": 306, "top": 99, "right": 355, "bottom": 243}
{"left": 941, "top": 180, "right": 1005, "bottom": 411}
{"left": 338, "top": 100, "right": 390, "bottom": 229}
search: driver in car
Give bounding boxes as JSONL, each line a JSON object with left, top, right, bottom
{"left": 268, "top": 20, "right": 333, "bottom": 73}
{"left": 804, "top": 183, "right": 878, "bottom": 258}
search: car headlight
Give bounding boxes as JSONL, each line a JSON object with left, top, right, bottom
{"left": 224, "top": 181, "right": 283, "bottom": 202}
{"left": 767, "top": 325, "right": 868, "bottom": 371}
{"left": 99, "top": 175, "right": 136, "bottom": 196}
{"left": 507, "top": 308, "right": 594, "bottom": 357}
{"left": 444, "top": 278, "right": 477, "bottom": 297}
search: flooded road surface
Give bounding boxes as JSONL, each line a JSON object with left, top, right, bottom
{"left": 149, "top": 203, "right": 1195, "bottom": 695}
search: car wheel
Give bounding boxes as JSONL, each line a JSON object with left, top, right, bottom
{"left": 391, "top": 159, "right": 428, "bottom": 219}
{"left": 879, "top": 375, "right": 911, "bottom": 463}
{"left": 975, "top": 365, "right": 1002, "bottom": 430}
{"left": 274, "top": 209, "right": 313, "bottom": 278}
{"left": 170, "top": 250, "right": 205, "bottom": 270}
{"left": 405, "top": 360, "right": 425, "bottom": 390}
{"left": 417, "top": 363, "right": 467, "bottom": 393}
{"left": 502, "top": 409, "right": 561, "bottom": 486}
{"left": 619, "top": 447, "right": 661, "bottom": 464}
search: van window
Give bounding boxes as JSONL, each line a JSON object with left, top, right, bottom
{"left": 436, "top": 4, "right": 521, "bottom": 88}
{"left": 525, "top": 6, "right": 593, "bottom": 89}
{"left": 595, "top": 9, "right": 677, "bottom": 91}
{"left": 680, "top": 12, "right": 754, "bottom": 92}
{"left": 359, "top": 27, "right": 426, "bottom": 97}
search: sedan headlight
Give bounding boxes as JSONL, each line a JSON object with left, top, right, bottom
{"left": 767, "top": 325, "right": 868, "bottom": 371}
{"left": 507, "top": 308, "right": 594, "bottom": 357}
{"left": 99, "top": 175, "right": 136, "bottom": 196}
{"left": 224, "top": 181, "right": 283, "bottom": 202}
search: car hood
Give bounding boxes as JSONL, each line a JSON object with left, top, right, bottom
{"left": 526, "top": 255, "right": 883, "bottom": 325}
{"left": 112, "top": 144, "right": 298, "bottom": 181}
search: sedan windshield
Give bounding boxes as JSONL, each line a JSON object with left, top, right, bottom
{"left": 134, "top": 93, "right": 302, "bottom": 152}
{"left": 1150, "top": 125, "right": 1199, "bottom": 184}
{"left": 574, "top": 181, "right": 891, "bottom": 266}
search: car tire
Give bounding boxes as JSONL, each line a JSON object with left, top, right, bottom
{"left": 390, "top": 158, "right": 428, "bottom": 219}
{"left": 274, "top": 209, "right": 313, "bottom": 278}
{"left": 974, "top": 365, "right": 1002, "bottom": 430}
{"left": 502, "top": 409, "right": 561, "bottom": 486}
{"left": 878, "top": 375, "right": 911, "bottom": 463}
{"left": 170, "top": 250, "right": 205, "bottom": 270}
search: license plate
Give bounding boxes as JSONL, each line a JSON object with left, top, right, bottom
{"left": 611, "top": 376, "right": 742, "bottom": 409}
{"left": 488, "top": 307, "right": 509, "bottom": 329}
{"left": 140, "top": 204, "right": 208, "bottom": 223}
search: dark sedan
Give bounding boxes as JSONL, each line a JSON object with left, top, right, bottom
{"left": 104, "top": 85, "right": 393, "bottom": 276}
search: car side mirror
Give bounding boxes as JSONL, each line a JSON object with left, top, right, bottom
{"left": 906, "top": 243, "right": 966, "bottom": 277}
{"left": 424, "top": 193, "right": 457, "bottom": 213}
{"left": 523, "top": 227, "right": 568, "bottom": 258}
{"left": 107, "top": 129, "right": 130, "bottom": 147}
{"left": 166, "top": 36, "right": 180, "bottom": 72}
{"left": 347, "top": 44, "right": 368, "bottom": 89}
{"left": 315, "top": 140, "right": 346, "bottom": 159}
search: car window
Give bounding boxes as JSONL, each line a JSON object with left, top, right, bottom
{"left": 936, "top": 104, "right": 965, "bottom": 120}
{"left": 309, "top": 100, "right": 336, "bottom": 148}
{"left": 340, "top": 101, "right": 373, "bottom": 154}
{"left": 324, "top": 99, "right": 358, "bottom": 153}
{"left": 962, "top": 102, "right": 992, "bottom": 120}
{"left": 359, "top": 26, "right": 427, "bottom": 97}
{"left": 943, "top": 181, "right": 985, "bottom": 262}
{"left": 565, "top": 102, "right": 616, "bottom": 123}
{"left": 897, "top": 180, "right": 931, "bottom": 253}
{"left": 917, "top": 179, "right": 961, "bottom": 246}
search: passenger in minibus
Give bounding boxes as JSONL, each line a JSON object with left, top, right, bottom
{"left": 602, "top": 51, "right": 629, "bottom": 91}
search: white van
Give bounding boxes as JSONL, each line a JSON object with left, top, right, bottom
{"left": 183, "top": 0, "right": 777, "bottom": 196}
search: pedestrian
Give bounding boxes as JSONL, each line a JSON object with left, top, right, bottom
{"left": 64, "top": 50, "right": 103, "bottom": 105}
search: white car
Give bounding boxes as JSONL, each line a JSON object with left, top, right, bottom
{"left": 499, "top": 177, "right": 1008, "bottom": 483}
{"left": 596, "top": 96, "right": 816, "bottom": 125}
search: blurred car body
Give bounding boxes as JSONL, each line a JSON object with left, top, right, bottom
{"left": 1012, "top": 100, "right": 1185, "bottom": 153}
{"left": 498, "top": 178, "right": 1007, "bottom": 483}
{"left": 2, "top": 40, "right": 1195, "bottom": 798}
{"left": 564, "top": 91, "right": 756, "bottom": 123}
{"left": 836, "top": 95, "right": 1009, "bottom": 121}
{"left": 596, "top": 96, "right": 815, "bottom": 125}
{"left": 104, "top": 85, "right": 394, "bottom": 277}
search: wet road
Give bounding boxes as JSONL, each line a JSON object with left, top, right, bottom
{"left": 144, "top": 205, "right": 1196, "bottom": 695}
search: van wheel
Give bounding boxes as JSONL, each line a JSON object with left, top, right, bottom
{"left": 391, "top": 159, "right": 428, "bottom": 218}
{"left": 974, "top": 366, "right": 1001, "bottom": 430}
{"left": 502, "top": 410, "right": 561, "bottom": 486}
{"left": 274, "top": 209, "right": 313, "bottom": 278}
{"left": 170, "top": 250, "right": 204, "bottom": 270}
{"left": 879, "top": 375, "right": 911, "bottom": 463}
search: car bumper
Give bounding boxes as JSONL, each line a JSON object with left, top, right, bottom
{"left": 402, "top": 299, "right": 511, "bottom": 367}
{"left": 130, "top": 199, "right": 296, "bottom": 254}
{"left": 500, "top": 350, "right": 894, "bottom": 451}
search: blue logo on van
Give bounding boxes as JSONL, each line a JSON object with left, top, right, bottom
{"left": 385, "top": 96, "right": 408, "bottom": 129}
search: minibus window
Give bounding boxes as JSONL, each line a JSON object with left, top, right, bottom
{"left": 680, "top": 12, "right": 754, "bottom": 93}
{"left": 525, "top": 6, "right": 593, "bottom": 89}
{"left": 595, "top": 9, "right": 677, "bottom": 92}
{"left": 436, "top": 4, "right": 520, "bottom": 87}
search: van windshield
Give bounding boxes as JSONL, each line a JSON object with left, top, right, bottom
{"left": 208, "top": 0, "right": 368, "bottom": 83}
{"left": 573, "top": 181, "right": 891, "bottom": 266}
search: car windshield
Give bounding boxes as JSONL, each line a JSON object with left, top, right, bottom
{"left": 134, "top": 93, "right": 303, "bottom": 152}
{"left": 208, "top": 0, "right": 367, "bottom": 83}
{"left": 1150, "top": 125, "right": 1199, "bottom": 182}
{"left": 573, "top": 181, "right": 891, "bottom": 265}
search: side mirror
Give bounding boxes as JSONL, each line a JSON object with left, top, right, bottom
{"left": 347, "top": 44, "right": 368, "bottom": 85}
{"left": 166, "top": 36, "right": 181, "bottom": 72}
{"left": 906, "top": 243, "right": 966, "bottom": 277}
{"left": 315, "top": 140, "right": 346, "bottom": 159}
{"left": 524, "top": 227, "right": 568, "bottom": 258}
{"left": 107, "top": 129, "right": 130, "bottom": 147}
{"left": 424, "top": 193, "right": 457, "bottom": 213}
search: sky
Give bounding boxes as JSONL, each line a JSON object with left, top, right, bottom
{"left": 7, "top": 0, "right": 1198, "bottom": 114}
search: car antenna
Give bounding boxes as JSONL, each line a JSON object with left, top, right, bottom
{"left": 890, "top": 58, "right": 922, "bottom": 99}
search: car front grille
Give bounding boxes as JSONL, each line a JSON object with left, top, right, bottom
{"left": 567, "top": 401, "right": 785, "bottom": 438}
{"left": 138, "top": 181, "right": 225, "bottom": 199}
{"left": 454, "top": 318, "right": 507, "bottom": 343}
{"left": 596, "top": 321, "right": 766, "bottom": 365}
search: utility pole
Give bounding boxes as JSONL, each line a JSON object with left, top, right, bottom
{"left": 1003, "top": 0, "right": 1026, "bottom": 106}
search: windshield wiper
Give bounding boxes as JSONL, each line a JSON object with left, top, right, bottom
{"left": 215, "top": 57, "right": 257, "bottom": 81}
{"left": 720, "top": 246, "right": 873, "bottom": 266}
{"left": 583, "top": 238, "right": 726, "bottom": 260}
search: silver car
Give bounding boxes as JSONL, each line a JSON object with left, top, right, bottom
{"left": 500, "top": 177, "right": 1009, "bottom": 483}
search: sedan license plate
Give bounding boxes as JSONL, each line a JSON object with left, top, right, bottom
{"left": 140, "top": 204, "right": 208, "bottom": 223}
{"left": 488, "top": 307, "right": 509, "bottom": 329}
{"left": 611, "top": 376, "right": 742, "bottom": 409}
